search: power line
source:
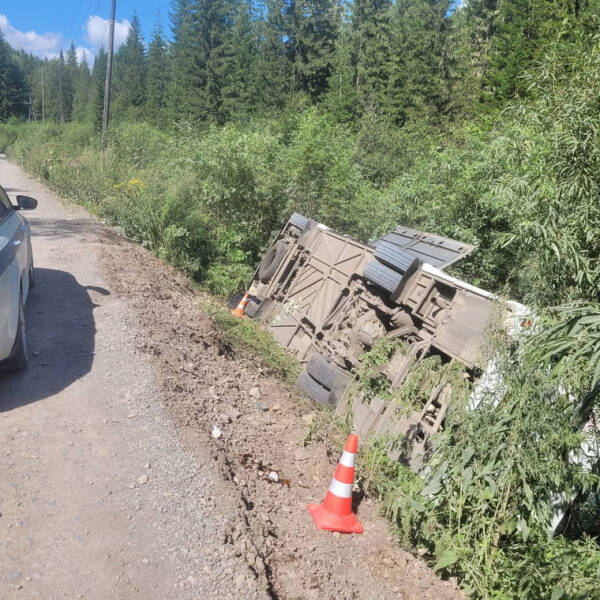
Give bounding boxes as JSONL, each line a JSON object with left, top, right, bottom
{"left": 64, "top": 0, "right": 87, "bottom": 43}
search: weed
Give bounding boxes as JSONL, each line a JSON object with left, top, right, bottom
{"left": 205, "top": 302, "right": 300, "bottom": 384}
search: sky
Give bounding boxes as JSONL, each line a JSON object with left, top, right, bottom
{"left": 1, "top": 1, "right": 170, "bottom": 63}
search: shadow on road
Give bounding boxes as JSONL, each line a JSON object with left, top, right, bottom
{"left": 27, "top": 217, "right": 119, "bottom": 241}
{"left": 0, "top": 268, "right": 109, "bottom": 412}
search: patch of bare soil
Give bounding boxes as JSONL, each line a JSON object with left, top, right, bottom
{"left": 100, "top": 239, "right": 464, "bottom": 600}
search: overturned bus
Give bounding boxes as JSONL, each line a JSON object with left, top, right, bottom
{"left": 246, "top": 214, "right": 528, "bottom": 470}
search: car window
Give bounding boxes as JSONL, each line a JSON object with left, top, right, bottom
{"left": 0, "top": 186, "right": 12, "bottom": 220}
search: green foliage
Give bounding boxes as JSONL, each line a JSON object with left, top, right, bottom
{"left": 382, "top": 334, "right": 600, "bottom": 599}
{"left": 206, "top": 303, "right": 300, "bottom": 383}
{"left": 0, "top": 29, "right": 26, "bottom": 122}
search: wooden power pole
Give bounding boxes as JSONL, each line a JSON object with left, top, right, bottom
{"left": 102, "top": 0, "right": 117, "bottom": 147}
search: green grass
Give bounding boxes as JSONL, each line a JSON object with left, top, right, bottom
{"left": 205, "top": 302, "right": 300, "bottom": 384}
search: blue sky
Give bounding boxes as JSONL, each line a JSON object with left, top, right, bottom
{"left": 1, "top": 1, "right": 170, "bottom": 62}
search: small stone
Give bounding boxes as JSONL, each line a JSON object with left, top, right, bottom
{"left": 294, "top": 447, "right": 310, "bottom": 461}
{"left": 141, "top": 558, "right": 149, "bottom": 566}
{"left": 127, "top": 412, "right": 137, "bottom": 419}
{"left": 211, "top": 425, "right": 222, "bottom": 439}
{"left": 417, "top": 547, "right": 427, "bottom": 556}
{"left": 271, "top": 404, "right": 281, "bottom": 413}
{"left": 220, "top": 413, "right": 232, "bottom": 424}
{"left": 228, "top": 407, "right": 242, "bottom": 420}
{"left": 249, "top": 387, "right": 261, "bottom": 399}
{"left": 144, "top": 463, "right": 151, "bottom": 469}
{"left": 136, "top": 474, "right": 149, "bottom": 486}
{"left": 255, "top": 402, "right": 268, "bottom": 412}
{"left": 301, "top": 413, "right": 315, "bottom": 425}
{"left": 268, "top": 471, "right": 279, "bottom": 483}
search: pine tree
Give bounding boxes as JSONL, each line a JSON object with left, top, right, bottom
{"left": 146, "top": 21, "right": 169, "bottom": 126}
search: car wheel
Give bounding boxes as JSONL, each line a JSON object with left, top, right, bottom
{"left": 0, "top": 290, "right": 29, "bottom": 372}
{"left": 258, "top": 240, "right": 288, "bottom": 283}
{"left": 29, "top": 261, "right": 35, "bottom": 289}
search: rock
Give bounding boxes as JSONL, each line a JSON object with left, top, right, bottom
{"left": 220, "top": 413, "right": 232, "bottom": 424}
{"left": 228, "top": 407, "right": 242, "bottom": 420}
{"left": 144, "top": 463, "right": 151, "bottom": 469}
{"left": 268, "top": 471, "right": 279, "bottom": 483}
{"left": 211, "top": 425, "right": 222, "bottom": 439}
{"left": 301, "top": 413, "right": 315, "bottom": 425}
{"left": 256, "top": 401, "right": 268, "bottom": 412}
{"left": 141, "top": 558, "right": 149, "bottom": 566}
{"left": 136, "top": 474, "right": 149, "bottom": 486}
{"left": 249, "top": 387, "right": 261, "bottom": 399}
{"left": 271, "top": 404, "right": 281, "bottom": 413}
{"left": 417, "top": 547, "right": 427, "bottom": 556}
{"left": 294, "top": 447, "right": 310, "bottom": 461}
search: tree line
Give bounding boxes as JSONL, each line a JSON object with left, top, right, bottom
{"left": 2, "top": 0, "right": 599, "bottom": 127}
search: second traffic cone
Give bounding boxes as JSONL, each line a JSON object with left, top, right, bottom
{"left": 231, "top": 293, "right": 249, "bottom": 318}
{"left": 308, "top": 434, "right": 363, "bottom": 534}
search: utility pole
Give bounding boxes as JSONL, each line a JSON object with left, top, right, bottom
{"left": 102, "top": 0, "right": 117, "bottom": 147}
{"left": 41, "top": 65, "right": 46, "bottom": 123}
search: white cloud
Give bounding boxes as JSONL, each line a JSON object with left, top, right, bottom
{"left": 75, "top": 46, "right": 92, "bottom": 64}
{"left": 0, "top": 14, "right": 63, "bottom": 57}
{"left": 0, "top": 14, "right": 131, "bottom": 64}
{"left": 84, "top": 15, "right": 131, "bottom": 52}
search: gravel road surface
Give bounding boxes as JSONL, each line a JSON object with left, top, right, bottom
{"left": 0, "top": 156, "right": 268, "bottom": 599}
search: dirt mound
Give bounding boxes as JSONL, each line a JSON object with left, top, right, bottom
{"left": 100, "top": 239, "right": 464, "bottom": 600}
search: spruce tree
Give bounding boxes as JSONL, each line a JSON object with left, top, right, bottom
{"left": 287, "top": 0, "right": 342, "bottom": 100}
{"left": 221, "top": 0, "right": 259, "bottom": 120}
{"left": 90, "top": 47, "right": 107, "bottom": 130}
{"left": 146, "top": 22, "right": 169, "bottom": 126}
{"left": 255, "top": 0, "right": 292, "bottom": 110}
{"left": 168, "top": 0, "right": 204, "bottom": 120}
{"left": 0, "top": 29, "right": 26, "bottom": 121}
{"left": 113, "top": 14, "right": 147, "bottom": 120}
{"left": 72, "top": 53, "right": 92, "bottom": 123}
{"left": 352, "top": 0, "right": 393, "bottom": 115}
{"left": 485, "top": 0, "right": 570, "bottom": 103}
{"left": 388, "top": 0, "right": 452, "bottom": 122}
{"left": 64, "top": 42, "right": 78, "bottom": 122}
{"left": 324, "top": 23, "right": 357, "bottom": 122}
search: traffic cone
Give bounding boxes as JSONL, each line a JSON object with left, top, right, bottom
{"left": 308, "top": 434, "right": 363, "bottom": 534}
{"left": 231, "top": 293, "right": 249, "bottom": 318}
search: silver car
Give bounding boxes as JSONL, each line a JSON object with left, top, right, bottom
{"left": 0, "top": 184, "right": 37, "bottom": 371}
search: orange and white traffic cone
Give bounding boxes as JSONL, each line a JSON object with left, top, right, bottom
{"left": 308, "top": 434, "right": 363, "bottom": 534}
{"left": 231, "top": 293, "right": 249, "bottom": 318}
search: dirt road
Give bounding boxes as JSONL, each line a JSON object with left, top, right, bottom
{"left": 0, "top": 156, "right": 463, "bottom": 600}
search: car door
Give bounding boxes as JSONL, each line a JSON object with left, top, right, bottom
{"left": 0, "top": 187, "right": 22, "bottom": 361}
